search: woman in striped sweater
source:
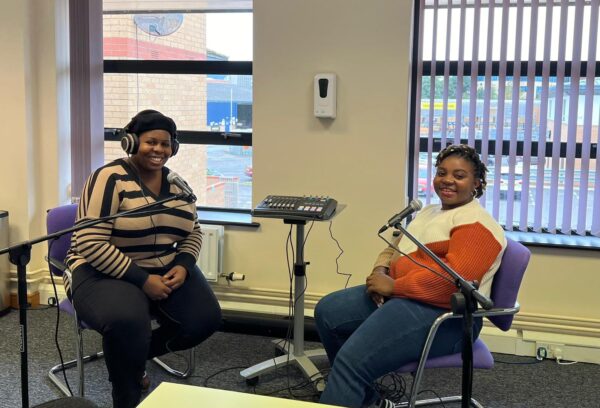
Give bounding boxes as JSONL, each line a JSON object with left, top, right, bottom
{"left": 315, "top": 144, "right": 506, "bottom": 408}
{"left": 65, "top": 110, "right": 221, "bottom": 408}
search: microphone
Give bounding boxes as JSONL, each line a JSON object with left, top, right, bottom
{"left": 167, "top": 171, "right": 197, "bottom": 202}
{"left": 378, "top": 199, "right": 423, "bottom": 234}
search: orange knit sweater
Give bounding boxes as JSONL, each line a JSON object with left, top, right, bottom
{"left": 373, "top": 200, "right": 506, "bottom": 309}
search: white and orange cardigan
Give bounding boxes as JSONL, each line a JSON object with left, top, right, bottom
{"left": 373, "top": 199, "right": 506, "bottom": 309}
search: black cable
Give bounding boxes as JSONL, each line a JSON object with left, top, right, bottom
{"left": 200, "top": 362, "right": 329, "bottom": 401}
{"left": 302, "top": 220, "right": 315, "bottom": 247}
{"left": 276, "top": 222, "right": 318, "bottom": 400}
{"left": 328, "top": 220, "right": 351, "bottom": 288}
{"left": 494, "top": 357, "right": 543, "bottom": 365}
{"left": 156, "top": 303, "right": 190, "bottom": 375}
{"left": 132, "top": 160, "right": 193, "bottom": 375}
{"left": 47, "top": 238, "right": 74, "bottom": 396}
{"left": 130, "top": 156, "right": 164, "bottom": 268}
{"left": 283, "top": 224, "right": 296, "bottom": 398}
{"left": 294, "top": 220, "right": 314, "bottom": 304}
{"left": 200, "top": 365, "right": 249, "bottom": 387}
{"left": 374, "top": 372, "right": 407, "bottom": 403}
{"left": 257, "top": 369, "right": 327, "bottom": 400}
{"left": 378, "top": 234, "right": 455, "bottom": 284}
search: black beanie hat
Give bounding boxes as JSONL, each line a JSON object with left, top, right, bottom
{"left": 127, "top": 109, "right": 177, "bottom": 138}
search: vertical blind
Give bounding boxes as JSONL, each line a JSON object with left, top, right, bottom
{"left": 412, "top": 0, "right": 600, "bottom": 237}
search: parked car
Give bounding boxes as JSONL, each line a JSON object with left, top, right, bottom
{"left": 417, "top": 178, "right": 431, "bottom": 196}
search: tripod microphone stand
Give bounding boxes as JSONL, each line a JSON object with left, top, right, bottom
{"left": 389, "top": 223, "right": 493, "bottom": 408}
{"left": 0, "top": 192, "right": 192, "bottom": 408}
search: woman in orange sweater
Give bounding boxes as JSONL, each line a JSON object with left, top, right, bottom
{"left": 315, "top": 144, "right": 506, "bottom": 408}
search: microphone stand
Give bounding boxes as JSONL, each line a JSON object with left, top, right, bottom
{"left": 390, "top": 223, "right": 493, "bottom": 408}
{"left": 0, "top": 192, "right": 192, "bottom": 408}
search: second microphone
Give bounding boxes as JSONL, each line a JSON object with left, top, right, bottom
{"left": 167, "top": 171, "right": 197, "bottom": 202}
{"left": 378, "top": 199, "right": 423, "bottom": 233}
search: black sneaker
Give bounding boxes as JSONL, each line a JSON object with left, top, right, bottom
{"left": 141, "top": 371, "right": 150, "bottom": 392}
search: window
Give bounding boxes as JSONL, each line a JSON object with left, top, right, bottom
{"left": 102, "top": 2, "right": 253, "bottom": 210}
{"left": 410, "top": 0, "right": 600, "bottom": 242}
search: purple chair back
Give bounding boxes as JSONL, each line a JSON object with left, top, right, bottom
{"left": 487, "top": 237, "right": 530, "bottom": 331}
{"left": 395, "top": 238, "right": 529, "bottom": 375}
{"left": 46, "top": 204, "right": 79, "bottom": 277}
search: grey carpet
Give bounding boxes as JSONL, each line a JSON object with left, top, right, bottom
{"left": 1, "top": 307, "right": 599, "bottom": 408}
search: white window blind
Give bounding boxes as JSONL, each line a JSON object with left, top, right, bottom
{"left": 412, "top": 0, "right": 600, "bottom": 237}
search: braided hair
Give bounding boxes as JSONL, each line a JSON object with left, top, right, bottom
{"left": 435, "top": 144, "right": 487, "bottom": 198}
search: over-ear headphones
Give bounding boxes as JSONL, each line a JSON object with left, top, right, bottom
{"left": 119, "top": 110, "right": 179, "bottom": 157}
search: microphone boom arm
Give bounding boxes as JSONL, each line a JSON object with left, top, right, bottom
{"left": 0, "top": 192, "right": 190, "bottom": 408}
{"left": 0, "top": 193, "right": 190, "bottom": 254}
{"left": 389, "top": 223, "right": 494, "bottom": 408}
{"left": 392, "top": 223, "right": 494, "bottom": 310}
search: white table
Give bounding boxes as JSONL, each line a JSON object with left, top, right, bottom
{"left": 137, "top": 382, "right": 337, "bottom": 408}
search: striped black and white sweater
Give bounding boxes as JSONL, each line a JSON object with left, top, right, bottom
{"left": 65, "top": 158, "right": 202, "bottom": 290}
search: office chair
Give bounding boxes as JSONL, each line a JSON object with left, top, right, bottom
{"left": 46, "top": 204, "right": 196, "bottom": 397}
{"left": 391, "top": 238, "right": 530, "bottom": 408}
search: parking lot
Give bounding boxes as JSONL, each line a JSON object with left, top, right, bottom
{"left": 207, "top": 145, "right": 253, "bottom": 209}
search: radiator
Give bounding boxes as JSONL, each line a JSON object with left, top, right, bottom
{"left": 196, "top": 224, "right": 224, "bottom": 282}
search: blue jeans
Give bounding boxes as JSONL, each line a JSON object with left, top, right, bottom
{"left": 314, "top": 285, "right": 482, "bottom": 408}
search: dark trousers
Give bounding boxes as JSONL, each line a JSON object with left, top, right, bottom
{"left": 71, "top": 263, "right": 222, "bottom": 408}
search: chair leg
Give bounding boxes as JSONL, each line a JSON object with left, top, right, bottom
{"left": 393, "top": 396, "right": 484, "bottom": 407}
{"left": 48, "top": 319, "right": 103, "bottom": 397}
{"left": 405, "top": 321, "right": 444, "bottom": 407}
{"left": 152, "top": 347, "right": 195, "bottom": 378}
{"left": 49, "top": 346, "right": 193, "bottom": 396}
{"left": 50, "top": 315, "right": 195, "bottom": 396}
{"left": 393, "top": 313, "right": 486, "bottom": 408}
{"left": 48, "top": 351, "right": 104, "bottom": 397}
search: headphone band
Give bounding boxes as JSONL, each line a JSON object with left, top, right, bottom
{"left": 120, "top": 123, "right": 179, "bottom": 156}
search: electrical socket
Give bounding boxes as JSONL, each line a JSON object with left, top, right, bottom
{"left": 535, "top": 342, "right": 565, "bottom": 360}
{"left": 551, "top": 345, "right": 564, "bottom": 360}
{"left": 536, "top": 342, "right": 552, "bottom": 359}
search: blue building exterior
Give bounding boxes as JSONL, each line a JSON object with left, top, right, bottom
{"left": 207, "top": 50, "right": 253, "bottom": 131}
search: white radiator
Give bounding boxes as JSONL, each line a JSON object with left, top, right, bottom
{"left": 196, "top": 224, "right": 224, "bottom": 282}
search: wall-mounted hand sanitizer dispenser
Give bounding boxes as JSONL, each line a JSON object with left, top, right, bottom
{"left": 314, "top": 73, "right": 336, "bottom": 119}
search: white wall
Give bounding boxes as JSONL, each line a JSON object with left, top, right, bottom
{"left": 221, "top": 0, "right": 411, "bottom": 294}
{"left": 0, "top": 0, "right": 70, "bottom": 276}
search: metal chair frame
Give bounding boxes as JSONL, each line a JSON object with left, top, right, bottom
{"left": 48, "top": 279, "right": 196, "bottom": 397}
{"left": 391, "top": 238, "right": 530, "bottom": 408}
{"left": 393, "top": 303, "right": 520, "bottom": 408}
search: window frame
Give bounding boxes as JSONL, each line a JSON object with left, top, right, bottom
{"left": 408, "top": 0, "right": 600, "bottom": 249}
{"left": 102, "top": 13, "right": 254, "bottom": 215}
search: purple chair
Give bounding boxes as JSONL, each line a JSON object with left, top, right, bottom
{"left": 46, "top": 204, "right": 196, "bottom": 397}
{"left": 393, "top": 238, "right": 530, "bottom": 408}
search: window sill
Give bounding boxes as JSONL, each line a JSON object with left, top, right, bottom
{"left": 506, "top": 231, "right": 600, "bottom": 251}
{"left": 197, "top": 207, "right": 259, "bottom": 228}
